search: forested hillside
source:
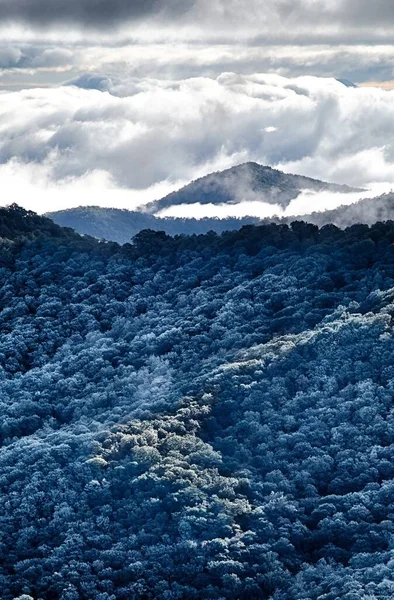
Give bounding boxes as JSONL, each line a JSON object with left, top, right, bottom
{"left": 2, "top": 205, "right": 394, "bottom": 599}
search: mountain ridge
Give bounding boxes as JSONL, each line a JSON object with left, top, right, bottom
{"left": 47, "top": 192, "right": 392, "bottom": 245}
{"left": 47, "top": 162, "right": 366, "bottom": 243}
{"left": 143, "top": 161, "right": 362, "bottom": 214}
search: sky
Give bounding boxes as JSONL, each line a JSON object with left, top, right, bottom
{"left": 1, "top": 0, "right": 394, "bottom": 215}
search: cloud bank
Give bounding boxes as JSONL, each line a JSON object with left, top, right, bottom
{"left": 1, "top": 74, "right": 394, "bottom": 214}
{"left": 2, "top": 0, "right": 394, "bottom": 92}
{"left": 3, "top": 42, "right": 394, "bottom": 91}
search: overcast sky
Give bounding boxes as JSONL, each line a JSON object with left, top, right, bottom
{"left": 1, "top": 0, "right": 394, "bottom": 214}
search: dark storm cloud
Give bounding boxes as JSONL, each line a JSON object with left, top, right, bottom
{"left": 2, "top": 0, "right": 394, "bottom": 38}
{"left": 341, "top": 0, "right": 394, "bottom": 27}
{"left": 0, "top": 0, "right": 195, "bottom": 27}
{"left": 266, "top": 0, "right": 394, "bottom": 30}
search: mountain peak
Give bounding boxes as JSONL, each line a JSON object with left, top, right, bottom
{"left": 143, "top": 162, "right": 362, "bottom": 214}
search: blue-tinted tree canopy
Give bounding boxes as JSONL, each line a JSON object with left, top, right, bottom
{"left": 2, "top": 205, "right": 394, "bottom": 599}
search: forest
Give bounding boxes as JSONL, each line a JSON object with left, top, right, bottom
{"left": 2, "top": 204, "right": 394, "bottom": 599}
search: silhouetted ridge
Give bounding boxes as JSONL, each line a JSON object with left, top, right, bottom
{"left": 0, "top": 203, "right": 73, "bottom": 241}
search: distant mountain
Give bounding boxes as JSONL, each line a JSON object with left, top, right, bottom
{"left": 48, "top": 193, "right": 394, "bottom": 245}
{"left": 47, "top": 206, "right": 261, "bottom": 244}
{"left": 143, "top": 162, "right": 361, "bottom": 214}
{"left": 48, "top": 163, "right": 363, "bottom": 243}
{"left": 336, "top": 78, "right": 358, "bottom": 88}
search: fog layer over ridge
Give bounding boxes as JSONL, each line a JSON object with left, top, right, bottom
{"left": 1, "top": 74, "right": 394, "bottom": 214}
{"left": 158, "top": 185, "right": 393, "bottom": 220}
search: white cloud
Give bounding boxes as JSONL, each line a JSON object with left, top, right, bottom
{"left": 0, "top": 158, "right": 182, "bottom": 213}
{"left": 2, "top": 74, "right": 394, "bottom": 214}
{"left": 2, "top": 40, "right": 394, "bottom": 92}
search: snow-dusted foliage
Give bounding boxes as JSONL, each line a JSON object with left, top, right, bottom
{"left": 1, "top": 207, "right": 394, "bottom": 599}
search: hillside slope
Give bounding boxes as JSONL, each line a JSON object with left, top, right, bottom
{"left": 1, "top": 210, "right": 394, "bottom": 599}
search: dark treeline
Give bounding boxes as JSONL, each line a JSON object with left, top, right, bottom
{"left": 2, "top": 204, "right": 394, "bottom": 599}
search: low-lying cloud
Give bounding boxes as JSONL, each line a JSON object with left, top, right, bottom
{"left": 157, "top": 185, "right": 393, "bottom": 220}
{"left": 2, "top": 73, "right": 394, "bottom": 214}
